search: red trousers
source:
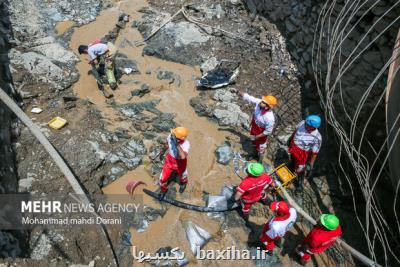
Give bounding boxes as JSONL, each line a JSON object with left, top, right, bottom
{"left": 288, "top": 141, "right": 310, "bottom": 175}
{"left": 250, "top": 116, "right": 268, "bottom": 153}
{"left": 240, "top": 193, "right": 267, "bottom": 215}
{"left": 159, "top": 154, "right": 188, "bottom": 192}
{"left": 260, "top": 234, "right": 280, "bottom": 251}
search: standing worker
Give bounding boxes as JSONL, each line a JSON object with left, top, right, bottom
{"left": 158, "top": 127, "right": 190, "bottom": 200}
{"left": 238, "top": 91, "right": 277, "bottom": 162}
{"left": 259, "top": 201, "right": 297, "bottom": 254}
{"left": 78, "top": 40, "right": 117, "bottom": 98}
{"left": 230, "top": 162, "right": 275, "bottom": 220}
{"left": 297, "top": 214, "right": 342, "bottom": 265}
{"left": 288, "top": 115, "right": 322, "bottom": 193}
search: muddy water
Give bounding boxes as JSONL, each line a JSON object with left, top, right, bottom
{"left": 68, "top": 1, "right": 350, "bottom": 267}
{"left": 69, "top": 1, "right": 253, "bottom": 266}
{"left": 55, "top": 20, "right": 75, "bottom": 35}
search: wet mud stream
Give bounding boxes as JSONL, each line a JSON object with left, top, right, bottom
{"left": 69, "top": 0, "right": 252, "bottom": 266}
{"left": 67, "top": 1, "right": 345, "bottom": 266}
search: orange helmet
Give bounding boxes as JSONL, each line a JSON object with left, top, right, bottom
{"left": 261, "top": 95, "right": 277, "bottom": 108}
{"left": 171, "top": 127, "right": 189, "bottom": 140}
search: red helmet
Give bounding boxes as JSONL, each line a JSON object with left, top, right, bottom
{"left": 270, "top": 201, "right": 290, "bottom": 215}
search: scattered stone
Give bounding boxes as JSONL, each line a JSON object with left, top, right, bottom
{"left": 200, "top": 57, "right": 218, "bottom": 73}
{"left": 215, "top": 142, "right": 234, "bottom": 165}
{"left": 64, "top": 101, "right": 76, "bottom": 110}
{"left": 152, "top": 113, "right": 176, "bottom": 132}
{"left": 131, "top": 83, "right": 151, "bottom": 97}
{"left": 115, "top": 128, "right": 130, "bottom": 139}
{"left": 213, "top": 89, "right": 238, "bottom": 102}
{"left": 184, "top": 221, "right": 212, "bottom": 255}
{"left": 156, "top": 69, "right": 175, "bottom": 80}
{"left": 213, "top": 102, "right": 250, "bottom": 128}
{"left": 107, "top": 139, "right": 147, "bottom": 170}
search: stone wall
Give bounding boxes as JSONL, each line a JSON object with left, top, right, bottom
{"left": 0, "top": 0, "right": 27, "bottom": 258}
{"left": 246, "top": 0, "right": 400, "bottom": 175}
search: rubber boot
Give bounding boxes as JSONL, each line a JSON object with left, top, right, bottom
{"left": 258, "top": 151, "right": 265, "bottom": 163}
{"left": 295, "top": 175, "right": 304, "bottom": 194}
{"left": 179, "top": 184, "right": 187, "bottom": 194}
{"left": 158, "top": 191, "right": 167, "bottom": 201}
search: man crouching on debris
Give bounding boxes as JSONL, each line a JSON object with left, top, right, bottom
{"left": 287, "top": 115, "right": 322, "bottom": 194}
{"left": 230, "top": 162, "right": 275, "bottom": 221}
{"left": 259, "top": 201, "right": 297, "bottom": 255}
{"left": 297, "top": 214, "right": 341, "bottom": 265}
{"left": 78, "top": 40, "right": 117, "bottom": 98}
{"left": 158, "top": 127, "right": 190, "bottom": 200}
{"left": 237, "top": 91, "right": 277, "bottom": 162}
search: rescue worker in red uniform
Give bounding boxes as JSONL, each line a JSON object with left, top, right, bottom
{"left": 297, "top": 214, "right": 342, "bottom": 265}
{"left": 231, "top": 162, "right": 275, "bottom": 220}
{"left": 288, "top": 115, "right": 322, "bottom": 193}
{"left": 158, "top": 127, "right": 190, "bottom": 200}
{"left": 238, "top": 91, "right": 277, "bottom": 162}
{"left": 260, "top": 201, "right": 297, "bottom": 254}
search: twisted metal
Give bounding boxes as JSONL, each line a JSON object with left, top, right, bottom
{"left": 312, "top": 0, "right": 400, "bottom": 265}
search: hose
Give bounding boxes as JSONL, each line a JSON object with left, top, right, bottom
{"left": 143, "top": 189, "right": 238, "bottom": 212}
{"left": 276, "top": 180, "right": 382, "bottom": 267}
{"left": 0, "top": 86, "right": 120, "bottom": 267}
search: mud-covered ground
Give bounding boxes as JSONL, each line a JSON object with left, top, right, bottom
{"left": 1, "top": 0, "right": 358, "bottom": 266}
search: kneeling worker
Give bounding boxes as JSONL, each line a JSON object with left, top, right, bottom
{"left": 259, "top": 201, "right": 297, "bottom": 254}
{"left": 78, "top": 40, "right": 117, "bottom": 98}
{"left": 231, "top": 162, "right": 275, "bottom": 220}
{"left": 158, "top": 127, "right": 190, "bottom": 200}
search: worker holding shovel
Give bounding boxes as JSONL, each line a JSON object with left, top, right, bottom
{"left": 158, "top": 127, "right": 190, "bottom": 200}
{"left": 238, "top": 91, "right": 277, "bottom": 162}
{"left": 78, "top": 40, "right": 117, "bottom": 98}
{"left": 287, "top": 115, "right": 322, "bottom": 193}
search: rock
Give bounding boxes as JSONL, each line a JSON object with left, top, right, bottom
{"left": 118, "top": 99, "right": 162, "bottom": 118}
{"left": 213, "top": 102, "right": 250, "bottom": 128}
{"left": 215, "top": 142, "right": 234, "bottom": 165}
{"left": 156, "top": 69, "right": 175, "bottom": 80}
{"left": 107, "top": 139, "right": 147, "bottom": 170}
{"left": 183, "top": 221, "right": 212, "bottom": 255}
{"left": 200, "top": 57, "right": 218, "bottom": 73}
{"left": 115, "top": 128, "right": 130, "bottom": 139}
{"left": 141, "top": 18, "right": 210, "bottom": 65}
{"left": 363, "top": 51, "right": 382, "bottom": 65}
{"left": 152, "top": 113, "right": 176, "bottom": 132}
{"left": 131, "top": 83, "right": 151, "bottom": 97}
{"left": 285, "top": 20, "right": 297, "bottom": 33}
{"left": 213, "top": 89, "right": 238, "bottom": 102}
{"left": 31, "top": 37, "right": 78, "bottom": 64}
{"left": 18, "top": 172, "right": 36, "bottom": 192}
{"left": 190, "top": 96, "right": 214, "bottom": 118}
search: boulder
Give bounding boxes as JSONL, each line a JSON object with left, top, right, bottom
{"left": 215, "top": 142, "right": 234, "bottom": 165}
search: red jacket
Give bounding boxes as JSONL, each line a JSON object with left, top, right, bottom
{"left": 236, "top": 173, "right": 272, "bottom": 203}
{"left": 303, "top": 225, "right": 342, "bottom": 254}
